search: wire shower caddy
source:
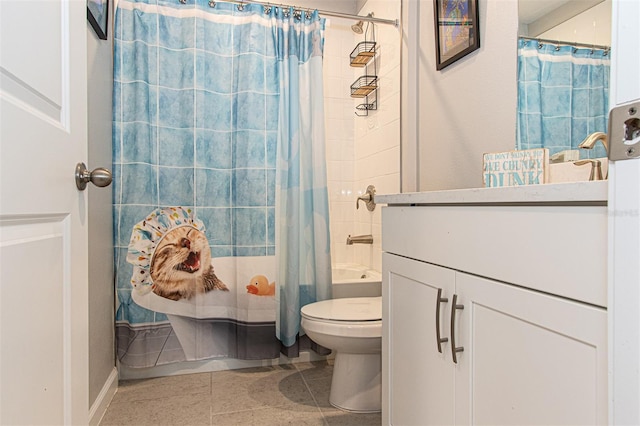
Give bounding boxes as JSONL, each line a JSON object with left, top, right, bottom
{"left": 349, "top": 19, "right": 378, "bottom": 116}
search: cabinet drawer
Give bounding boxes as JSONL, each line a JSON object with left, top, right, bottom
{"left": 382, "top": 205, "right": 607, "bottom": 307}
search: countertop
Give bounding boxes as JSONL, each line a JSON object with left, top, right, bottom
{"left": 375, "top": 181, "right": 608, "bottom": 205}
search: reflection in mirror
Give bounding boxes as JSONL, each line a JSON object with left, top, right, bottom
{"left": 516, "top": 0, "right": 611, "bottom": 159}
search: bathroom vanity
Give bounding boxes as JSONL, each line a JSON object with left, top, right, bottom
{"left": 378, "top": 182, "right": 608, "bottom": 425}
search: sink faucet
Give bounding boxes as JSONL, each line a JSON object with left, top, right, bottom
{"left": 578, "top": 132, "right": 609, "bottom": 179}
{"left": 573, "top": 159, "right": 604, "bottom": 181}
{"left": 578, "top": 132, "right": 608, "bottom": 156}
{"left": 346, "top": 234, "right": 373, "bottom": 245}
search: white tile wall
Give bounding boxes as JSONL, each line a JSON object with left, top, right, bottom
{"left": 324, "top": 20, "right": 356, "bottom": 265}
{"left": 323, "top": 0, "right": 401, "bottom": 272}
{"left": 354, "top": 0, "right": 400, "bottom": 272}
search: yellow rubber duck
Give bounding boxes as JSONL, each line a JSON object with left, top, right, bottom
{"left": 246, "top": 274, "right": 275, "bottom": 296}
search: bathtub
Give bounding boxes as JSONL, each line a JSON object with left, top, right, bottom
{"left": 331, "top": 263, "right": 382, "bottom": 299}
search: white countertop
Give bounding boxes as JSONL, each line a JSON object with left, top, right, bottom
{"left": 376, "top": 181, "right": 608, "bottom": 205}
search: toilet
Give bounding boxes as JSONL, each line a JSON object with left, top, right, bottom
{"left": 300, "top": 296, "right": 382, "bottom": 413}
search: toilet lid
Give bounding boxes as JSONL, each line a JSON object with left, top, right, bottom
{"left": 301, "top": 297, "right": 381, "bottom": 322}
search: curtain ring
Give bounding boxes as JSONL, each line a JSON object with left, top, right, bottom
{"left": 237, "top": 3, "right": 245, "bottom": 11}
{"left": 294, "top": 9, "right": 302, "bottom": 20}
{"left": 305, "top": 10, "right": 312, "bottom": 20}
{"left": 208, "top": 0, "right": 215, "bottom": 7}
{"left": 179, "top": 0, "right": 187, "bottom": 4}
{"left": 555, "top": 45, "right": 560, "bottom": 51}
{"left": 263, "top": 5, "right": 271, "bottom": 14}
{"left": 283, "top": 8, "right": 290, "bottom": 18}
{"left": 537, "top": 42, "right": 543, "bottom": 49}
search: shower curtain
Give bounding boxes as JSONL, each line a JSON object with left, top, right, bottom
{"left": 113, "top": 0, "right": 331, "bottom": 367}
{"left": 516, "top": 38, "right": 610, "bottom": 158}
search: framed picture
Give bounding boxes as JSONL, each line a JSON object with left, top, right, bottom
{"left": 87, "top": 0, "right": 109, "bottom": 40}
{"left": 434, "top": 0, "right": 480, "bottom": 70}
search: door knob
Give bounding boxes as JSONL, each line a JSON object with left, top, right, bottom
{"left": 75, "top": 162, "right": 112, "bottom": 190}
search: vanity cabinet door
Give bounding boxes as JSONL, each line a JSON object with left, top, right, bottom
{"left": 454, "top": 272, "right": 608, "bottom": 425}
{"left": 383, "top": 253, "right": 456, "bottom": 426}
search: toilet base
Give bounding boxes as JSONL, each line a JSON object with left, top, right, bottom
{"left": 329, "top": 352, "right": 381, "bottom": 413}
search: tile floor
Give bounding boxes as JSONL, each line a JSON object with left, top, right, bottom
{"left": 100, "top": 360, "right": 381, "bottom": 425}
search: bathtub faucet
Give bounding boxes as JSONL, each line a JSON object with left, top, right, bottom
{"left": 346, "top": 234, "right": 373, "bottom": 245}
{"left": 356, "top": 185, "right": 376, "bottom": 211}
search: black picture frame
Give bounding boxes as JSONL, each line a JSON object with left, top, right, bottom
{"left": 434, "top": 0, "right": 480, "bottom": 70}
{"left": 87, "top": 0, "right": 109, "bottom": 40}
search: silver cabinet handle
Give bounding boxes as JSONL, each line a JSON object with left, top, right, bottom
{"left": 450, "top": 294, "right": 464, "bottom": 364}
{"left": 435, "top": 288, "right": 449, "bottom": 353}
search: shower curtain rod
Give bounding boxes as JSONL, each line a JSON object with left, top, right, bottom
{"left": 519, "top": 36, "right": 610, "bottom": 51}
{"left": 193, "top": 0, "right": 399, "bottom": 27}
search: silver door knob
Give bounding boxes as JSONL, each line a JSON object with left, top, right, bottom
{"left": 75, "top": 162, "right": 112, "bottom": 190}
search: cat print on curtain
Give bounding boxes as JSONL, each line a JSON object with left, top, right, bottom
{"left": 516, "top": 39, "right": 610, "bottom": 158}
{"left": 113, "top": 0, "right": 331, "bottom": 367}
{"left": 127, "top": 207, "right": 229, "bottom": 301}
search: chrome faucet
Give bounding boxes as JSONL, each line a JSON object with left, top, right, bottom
{"left": 346, "top": 234, "right": 373, "bottom": 245}
{"left": 578, "top": 132, "right": 608, "bottom": 156}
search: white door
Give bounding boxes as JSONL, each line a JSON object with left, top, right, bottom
{"left": 608, "top": 0, "right": 640, "bottom": 423}
{"left": 0, "top": 1, "right": 89, "bottom": 424}
{"left": 454, "top": 272, "right": 608, "bottom": 425}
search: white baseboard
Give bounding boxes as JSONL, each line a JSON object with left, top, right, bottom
{"left": 89, "top": 367, "right": 118, "bottom": 426}
{"left": 119, "top": 352, "right": 333, "bottom": 381}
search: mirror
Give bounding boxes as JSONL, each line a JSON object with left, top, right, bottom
{"left": 519, "top": 0, "right": 610, "bottom": 45}
{"left": 516, "top": 0, "right": 612, "bottom": 159}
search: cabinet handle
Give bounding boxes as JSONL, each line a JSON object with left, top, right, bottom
{"left": 450, "top": 294, "right": 464, "bottom": 364}
{"left": 435, "top": 288, "right": 449, "bottom": 353}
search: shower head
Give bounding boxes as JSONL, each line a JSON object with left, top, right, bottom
{"left": 351, "top": 21, "right": 364, "bottom": 34}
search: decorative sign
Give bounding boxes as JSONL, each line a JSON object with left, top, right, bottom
{"left": 483, "top": 148, "right": 549, "bottom": 188}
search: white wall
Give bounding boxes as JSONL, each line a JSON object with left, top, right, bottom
{"left": 297, "top": 0, "right": 357, "bottom": 14}
{"left": 410, "top": 0, "right": 519, "bottom": 190}
{"left": 87, "top": 7, "right": 115, "bottom": 410}
{"left": 539, "top": 0, "right": 611, "bottom": 46}
{"left": 323, "top": 0, "right": 401, "bottom": 272}
{"left": 353, "top": 0, "right": 401, "bottom": 272}
{"left": 323, "top": 19, "right": 358, "bottom": 266}
{"left": 405, "top": 0, "right": 610, "bottom": 192}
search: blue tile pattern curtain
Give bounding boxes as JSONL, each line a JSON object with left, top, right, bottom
{"left": 113, "top": 0, "right": 331, "bottom": 367}
{"left": 516, "top": 38, "right": 610, "bottom": 158}
{"left": 274, "top": 11, "right": 332, "bottom": 348}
